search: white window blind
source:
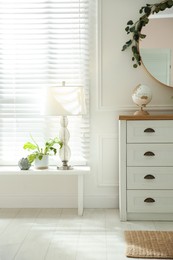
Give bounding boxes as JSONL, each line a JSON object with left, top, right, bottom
{"left": 0, "top": 0, "right": 90, "bottom": 165}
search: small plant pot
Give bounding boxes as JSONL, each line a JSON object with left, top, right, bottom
{"left": 18, "top": 157, "right": 31, "bottom": 170}
{"left": 35, "top": 155, "right": 49, "bottom": 170}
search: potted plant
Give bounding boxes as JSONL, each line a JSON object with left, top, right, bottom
{"left": 23, "top": 136, "right": 63, "bottom": 169}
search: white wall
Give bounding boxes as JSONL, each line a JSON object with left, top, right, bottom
{"left": 86, "top": 0, "right": 173, "bottom": 209}
{"left": 1, "top": 0, "right": 173, "bottom": 209}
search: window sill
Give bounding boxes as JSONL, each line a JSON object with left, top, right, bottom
{"left": 0, "top": 166, "right": 90, "bottom": 175}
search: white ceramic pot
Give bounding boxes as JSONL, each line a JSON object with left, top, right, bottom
{"left": 35, "top": 155, "right": 49, "bottom": 169}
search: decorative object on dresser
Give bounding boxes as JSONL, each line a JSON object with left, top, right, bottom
{"left": 132, "top": 84, "right": 152, "bottom": 115}
{"left": 119, "top": 114, "right": 173, "bottom": 221}
{"left": 42, "top": 82, "right": 87, "bottom": 170}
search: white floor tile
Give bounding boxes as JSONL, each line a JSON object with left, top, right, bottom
{"left": 14, "top": 209, "right": 60, "bottom": 260}
{"left": 0, "top": 209, "right": 39, "bottom": 260}
{"left": 0, "top": 208, "right": 170, "bottom": 260}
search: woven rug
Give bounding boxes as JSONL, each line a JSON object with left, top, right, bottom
{"left": 124, "top": 230, "right": 173, "bottom": 259}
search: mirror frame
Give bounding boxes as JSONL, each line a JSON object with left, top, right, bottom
{"left": 122, "top": 0, "right": 173, "bottom": 68}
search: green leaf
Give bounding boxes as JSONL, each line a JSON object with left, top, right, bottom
{"left": 126, "top": 40, "right": 131, "bottom": 44}
{"left": 167, "top": 0, "right": 173, "bottom": 7}
{"left": 139, "top": 7, "right": 144, "bottom": 14}
{"left": 53, "top": 137, "right": 63, "bottom": 149}
{"left": 59, "top": 141, "right": 63, "bottom": 149}
{"left": 50, "top": 147, "right": 57, "bottom": 155}
{"left": 130, "top": 26, "right": 135, "bottom": 32}
{"left": 121, "top": 45, "right": 128, "bottom": 51}
{"left": 27, "top": 153, "right": 37, "bottom": 163}
{"left": 139, "top": 33, "right": 146, "bottom": 39}
{"left": 125, "top": 26, "right": 129, "bottom": 32}
{"left": 160, "top": 3, "right": 167, "bottom": 10}
{"left": 43, "top": 136, "right": 63, "bottom": 155}
{"left": 132, "top": 45, "right": 137, "bottom": 53}
{"left": 144, "top": 6, "right": 151, "bottom": 14}
{"left": 23, "top": 142, "right": 37, "bottom": 151}
{"left": 154, "top": 7, "right": 160, "bottom": 13}
{"left": 127, "top": 20, "right": 133, "bottom": 25}
{"left": 38, "top": 154, "right": 43, "bottom": 160}
{"left": 125, "top": 41, "right": 132, "bottom": 49}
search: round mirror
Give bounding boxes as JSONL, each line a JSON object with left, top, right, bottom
{"left": 139, "top": 8, "right": 173, "bottom": 87}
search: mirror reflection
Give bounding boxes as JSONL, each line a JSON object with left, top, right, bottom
{"left": 139, "top": 8, "right": 173, "bottom": 87}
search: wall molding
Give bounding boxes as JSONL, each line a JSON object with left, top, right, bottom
{"left": 96, "top": 0, "right": 125, "bottom": 112}
{"left": 97, "top": 134, "right": 119, "bottom": 187}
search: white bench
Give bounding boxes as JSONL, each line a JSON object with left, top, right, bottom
{"left": 0, "top": 166, "right": 90, "bottom": 216}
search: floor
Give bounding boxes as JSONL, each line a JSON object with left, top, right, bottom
{"left": 0, "top": 209, "right": 173, "bottom": 260}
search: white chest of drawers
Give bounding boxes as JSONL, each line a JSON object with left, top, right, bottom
{"left": 119, "top": 114, "right": 173, "bottom": 221}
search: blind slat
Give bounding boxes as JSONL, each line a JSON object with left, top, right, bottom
{"left": 0, "top": 0, "right": 90, "bottom": 165}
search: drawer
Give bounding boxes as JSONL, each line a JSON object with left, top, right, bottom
{"left": 127, "top": 120, "right": 173, "bottom": 143}
{"left": 127, "top": 167, "right": 173, "bottom": 189}
{"left": 127, "top": 190, "right": 173, "bottom": 213}
{"left": 127, "top": 144, "right": 173, "bottom": 166}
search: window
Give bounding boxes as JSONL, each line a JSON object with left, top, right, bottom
{"left": 0, "top": 0, "right": 90, "bottom": 165}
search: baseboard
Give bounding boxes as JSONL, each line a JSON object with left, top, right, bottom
{"left": 0, "top": 193, "right": 119, "bottom": 208}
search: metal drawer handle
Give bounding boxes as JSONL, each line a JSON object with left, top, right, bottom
{"left": 144, "top": 174, "right": 155, "bottom": 180}
{"left": 144, "top": 151, "right": 155, "bottom": 156}
{"left": 144, "top": 198, "right": 155, "bottom": 203}
{"left": 144, "top": 128, "right": 155, "bottom": 133}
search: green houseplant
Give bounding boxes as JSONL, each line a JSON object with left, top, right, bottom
{"left": 23, "top": 136, "right": 63, "bottom": 169}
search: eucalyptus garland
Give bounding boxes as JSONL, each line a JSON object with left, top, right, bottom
{"left": 122, "top": 0, "right": 173, "bottom": 68}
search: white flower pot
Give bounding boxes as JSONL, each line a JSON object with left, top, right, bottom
{"left": 35, "top": 155, "right": 49, "bottom": 169}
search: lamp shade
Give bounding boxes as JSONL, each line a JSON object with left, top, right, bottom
{"left": 42, "top": 86, "right": 87, "bottom": 116}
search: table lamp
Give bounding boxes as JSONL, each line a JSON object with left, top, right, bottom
{"left": 42, "top": 82, "right": 86, "bottom": 170}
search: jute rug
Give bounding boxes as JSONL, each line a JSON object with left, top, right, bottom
{"left": 124, "top": 230, "right": 173, "bottom": 259}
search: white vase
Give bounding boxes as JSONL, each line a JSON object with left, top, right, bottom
{"left": 35, "top": 155, "right": 49, "bottom": 169}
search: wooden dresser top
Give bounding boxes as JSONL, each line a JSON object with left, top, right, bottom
{"left": 119, "top": 114, "right": 173, "bottom": 120}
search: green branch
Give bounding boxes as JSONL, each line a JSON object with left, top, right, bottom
{"left": 122, "top": 0, "right": 173, "bottom": 68}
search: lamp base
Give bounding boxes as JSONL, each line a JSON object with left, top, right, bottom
{"left": 57, "top": 165, "right": 73, "bottom": 170}
{"left": 57, "top": 160, "right": 73, "bottom": 170}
